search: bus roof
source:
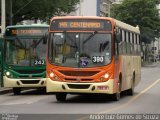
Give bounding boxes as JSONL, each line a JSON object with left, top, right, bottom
{"left": 114, "top": 19, "right": 140, "bottom": 34}
{"left": 51, "top": 16, "right": 113, "bottom": 21}
{"left": 5, "top": 24, "right": 49, "bottom": 29}
{"left": 50, "top": 16, "right": 140, "bottom": 34}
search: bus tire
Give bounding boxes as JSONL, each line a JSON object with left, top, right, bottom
{"left": 56, "top": 93, "right": 67, "bottom": 102}
{"left": 112, "top": 82, "right": 121, "bottom": 101}
{"left": 112, "top": 91, "right": 120, "bottom": 101}
{"left": 127, "top": 74, "right": 135, "bottom": 96}
{"left": 13, "top": 87, "right": 21, "bottom": 95}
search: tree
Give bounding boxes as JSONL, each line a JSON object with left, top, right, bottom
{"left": 111, "top": 0, "right": 160, "bottom": 44}
{"left": 1, "top": 0, "right": 79, "bottom": 25}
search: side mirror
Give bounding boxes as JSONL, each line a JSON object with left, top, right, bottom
{"left": 43, "top": 33, "right": 48, "bottom": 44}
{"left": 115, "top": 32, "right": 121, "bottom": 43}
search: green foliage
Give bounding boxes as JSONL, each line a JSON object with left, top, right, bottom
{"left": 111, "top": 0, "right": 160, "bottom": 43}
{"left": 2, "top": 0, "right": 79, "bottom": 25}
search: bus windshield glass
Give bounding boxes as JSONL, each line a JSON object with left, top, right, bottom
{"left": 5, "top": 36, "right": 46, "bottom": 66}
{"left": 49, "top": 32, "right": 112, "bottom": 68}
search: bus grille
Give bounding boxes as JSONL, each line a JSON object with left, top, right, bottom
{"left": 64, "top": 78, "right": 93, "bottom": 82}
{"left": 58, "top": 70, "right": 99, "bottom": 77}
{"left": 19, "top": 76, "right": 43, "bottom": 79}
{"left": 14, "top": 69, "right": 45, "bottom": 74}
{"left": 67, "top": 84, "right": 90, "bottom": 89}
{"left": 20, "top": 80, "right": 40, "bottom": 84}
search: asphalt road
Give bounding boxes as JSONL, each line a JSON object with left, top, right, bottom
{"left": 0, "top": 64, "right": 160, "bottom": 120}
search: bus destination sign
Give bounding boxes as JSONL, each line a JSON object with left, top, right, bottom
{"left": 59, "top": 22, "right": 102, "bottom": 29}
{"left": 11, "top": 29, "right": 42, "bottom": 35}
{"left": 50, "top": 19, "right": 112, "bottom": 31}
{"left": 5, "top": 27, "right": 48, "bottom": 37}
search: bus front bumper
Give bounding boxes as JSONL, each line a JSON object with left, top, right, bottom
{"left": 46, "top": 78, "right": 115, "bottom": 94}
{"left": 3, "top": 76, "right": 46, "bottom": 88}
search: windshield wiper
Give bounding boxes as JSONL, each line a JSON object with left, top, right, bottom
{"left": 83, "top": 31, "right": 98, "bottom": 44}
{"left": 32, "top": 32, "right": 48, "bottom": 48}
{"left": 32, "top": 37, "right": 43, "bottom": 48}
{"left": 16, "top": 37, "right": 25, "bottom": 49}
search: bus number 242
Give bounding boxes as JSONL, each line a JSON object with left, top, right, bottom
{"left": 34, "top": 59, "right": 45, "bottom": 65}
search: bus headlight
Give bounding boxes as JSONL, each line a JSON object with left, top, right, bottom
{"left": 49, "top": 72, "right": 54, "bottom": 78}
{"left": 104, "top": 73, "right": 109, "bottom": 79}
{"left": 6, "top": 71, "right": 11, "bottom": 77}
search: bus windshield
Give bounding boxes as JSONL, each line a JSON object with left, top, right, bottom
{"left": 49, "top": 32, "right": 112, "bottom": 68}
{"left": 5, "top": 36, "right": 46, "bottom": 66}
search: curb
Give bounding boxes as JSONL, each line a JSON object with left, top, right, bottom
{"left": 0, "top": 88, "right": 12, "bottom": 95}
{"left": 143, "top": 63, "right": 158, "bottom": 67}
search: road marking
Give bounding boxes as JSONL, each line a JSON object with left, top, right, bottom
{"left": 78, "top": 79, "right": 160, "bottom": 120}
{"left": 100, "top": 79, "right": 160, "bottom": 114}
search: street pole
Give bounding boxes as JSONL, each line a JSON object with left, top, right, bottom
{"left": 1, "top": 0, "right": 6, "bottom": 34}
{"left": 10, "top": 0, "right": 13, "bottom": 25}
{"left": 79, "top": 0, "right": 82, "bottom": 16}
{"left": 108, "top": 4, "right": 110, "bottom": 17}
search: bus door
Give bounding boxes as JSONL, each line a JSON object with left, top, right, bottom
{"left": 114, "top": 31, "right": 121, "bottom": 91}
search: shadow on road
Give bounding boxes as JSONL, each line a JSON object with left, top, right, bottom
{"left": 9, "top": 88, "right": 53, "bottom": 96}
{"left": 54, "top": 91, "right": 130, "bottom": 103}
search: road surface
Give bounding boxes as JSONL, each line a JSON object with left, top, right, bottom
{"left": 0, "top": 64, "right": 160, "bottom": 120}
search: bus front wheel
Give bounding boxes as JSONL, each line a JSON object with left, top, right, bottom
{"left": 56, "top": 93, "right": 67, "bottom": 102}
{"left": 13, "top": 88, "right": 21, "bottom": 95}
{"left": 112, "top": 91, "right": 120, "bottom": 101}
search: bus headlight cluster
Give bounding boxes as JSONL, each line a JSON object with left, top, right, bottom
{"left": 100, "top": 73, "right": 109, "bottom": 82}
{"left": 49, "top": 72, "right": 59, "bottom": 81}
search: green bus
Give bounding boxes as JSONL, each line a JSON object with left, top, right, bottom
{"left": 1, "top": 24, "right": 48, "bottom": 94}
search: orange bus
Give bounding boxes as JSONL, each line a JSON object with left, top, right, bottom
{"left": 46, "top": 16, "right": 141, "bottom": 101}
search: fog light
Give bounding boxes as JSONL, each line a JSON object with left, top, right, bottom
{"left": 100, "top": 77, "right": 105, "bottom": 81}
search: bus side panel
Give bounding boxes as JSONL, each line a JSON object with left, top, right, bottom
{"left": 134, "top": 56, "right": 141, "bottom": 86}
{"left": 121, "top": 55, "right": 141, "bottom": 91}
{"left": 121, "top": 55, "right": 132, "bottom": 91}
{"left": 120, "top": 55, "right": 126, "bottom": 91}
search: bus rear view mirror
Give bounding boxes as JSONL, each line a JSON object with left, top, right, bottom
{"left": 43, "top": 33, "right": 48, "bottom": 44}
{"left": 115, "top": 33, "right": 121, "bottom": 43}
